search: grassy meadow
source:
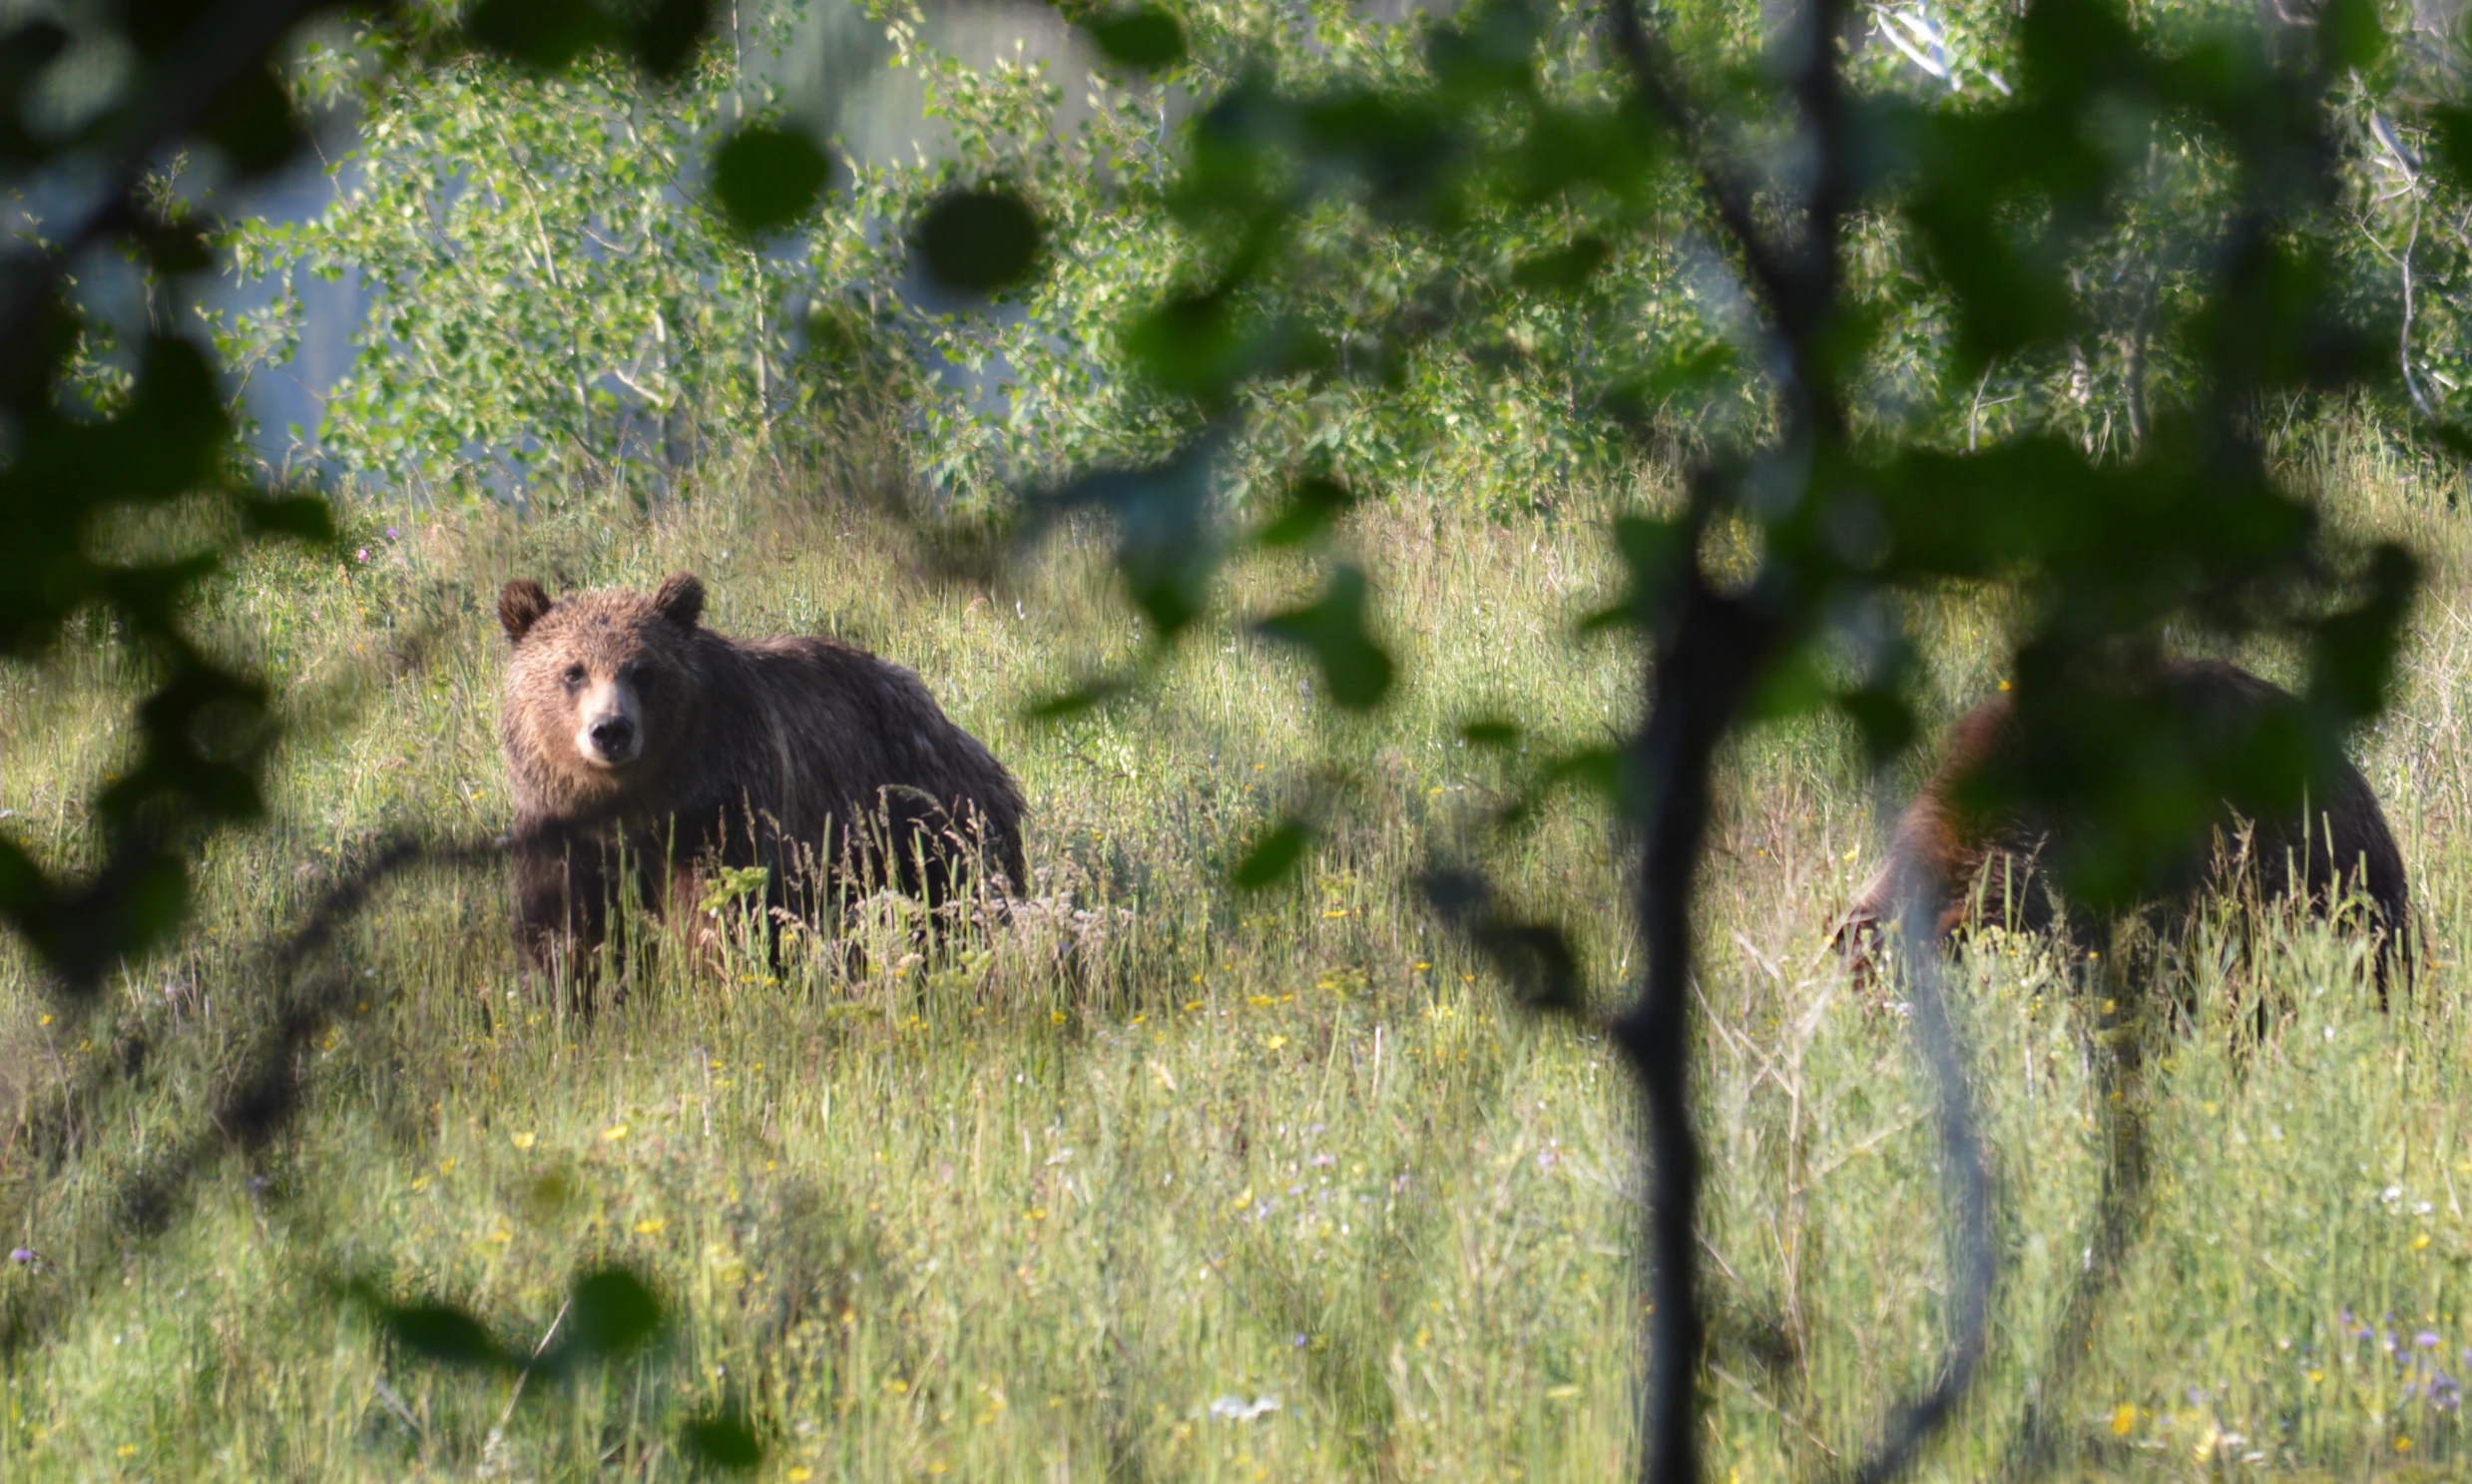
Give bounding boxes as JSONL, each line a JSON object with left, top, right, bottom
{"left": 4, "top": 425, "right": 2472, "bottom": 1481}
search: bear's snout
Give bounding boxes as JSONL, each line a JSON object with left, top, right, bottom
{"left": 590, "top": 715, "right": 638, "bottom": 756}
{"left": 574, "top": 679, "right": 646, "bottom": 767}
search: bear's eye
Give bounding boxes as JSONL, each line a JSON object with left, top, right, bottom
{"left": 562, "top": 665, "right": 586, "bottom": 690}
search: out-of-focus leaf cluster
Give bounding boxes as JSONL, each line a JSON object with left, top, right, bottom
{"left": 993, "top": 0, "right": 2424, "bottom": 922}
{"left": 352, "top": 1263, "right": 765, "bottom": 1469}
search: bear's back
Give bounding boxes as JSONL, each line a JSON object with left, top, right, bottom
{"left": 676, "top": 629, "right": 1026, "bottom": 881}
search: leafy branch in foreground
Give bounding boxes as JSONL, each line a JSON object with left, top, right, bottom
{"left": 911, "top": 0, "right": 2438, "bottom": 1477}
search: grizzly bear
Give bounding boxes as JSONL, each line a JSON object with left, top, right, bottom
{"left": 1834, "top": 659, "right": 2408, "bottom": 990}
{"left": 497, "top": 572, "right": 1026, "bottom": 971}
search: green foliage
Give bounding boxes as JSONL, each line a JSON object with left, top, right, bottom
{"left": 15, "top": 0, "right": 2472, "bottom": 1478}
{"left": 216, "top": 11, "right": 837, "bottom": 496}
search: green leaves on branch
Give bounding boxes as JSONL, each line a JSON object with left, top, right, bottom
{"left": 220, "top": 9, "right": 788, "bottom": 494}
{"left": 0, "top": 329, "right": 321, "bottom": 992}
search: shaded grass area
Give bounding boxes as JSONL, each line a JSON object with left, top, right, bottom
{"left": 1, "top": 423, "right": 2470, "bottom": 1479}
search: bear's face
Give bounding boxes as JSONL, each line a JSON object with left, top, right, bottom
{"left": 499, "top": 573, "right": 706, "bottom": 800}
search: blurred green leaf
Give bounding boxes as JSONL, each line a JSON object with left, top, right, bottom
{"left": 559, "top": 1267, "right": 664, "bottom": 1358}
{"left": 384, "top": 1304, "right": 513, "bottom": 1369}
{"left": 1038, "top": 440, "right": 1222, "bottom": 640}
{"left": 1025, "top": 674, "right": 1138, "bottom": 720}
{"left": 2305, "top": 543, "right": 2417, "bottom": 723}
{"left": 466, "top": 0, "right": 608, "bottom": 71}
{"left": 239, "top": 495, "right": 336, "bottom": 542}
{"left": 1836, "top": 689, "right": 1917, "bottom": 766}
{"left": 1580, "top": 516, "right": 1689, "bottom": 634}
{"left": 2316, "top": 0, "right": 2385, "bottom": 73}
{"left": 1082, "top": 4, "right": 1185, "bottom": 70}
{"left": 1421, "top": 867, "right": 1582, "bottom": 1013}
{"left": 1253, "top": 565, "right": 1393, "bottom": 711}
{"left": 203, "top": 65, "right": 299, "bottom": 179}
{"left": 625, "top": 0, "right": 713, "bottom": 76}
{"left": 1510, "top": 236, "right": 1610, "bottom": 290}
{"left": 350, "top": 1284, "right": 518, "bottom": 1371}
{"left": 1426, "top": 0, "right": 1543, "bottom": 96}
{"left": 712, "top": 126, "right": 829, "bottom": 235}
{"left": 912, "top": 188, "right": 1043, "bottom": 294}
{"left": 679, "top": 1407, "right": 764, "bottom": 1470}
{"left": 1233, "top": 817, "right": 1312, "bottom": 889}
{"left": 2429, "top": 105, "right": 2472, "bottom": 185}
{"left": 1254, "top": 476, "right": 1355, "bottom": 548}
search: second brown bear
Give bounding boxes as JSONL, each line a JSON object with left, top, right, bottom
{"left": 1836, "top": 659, "right": 2408, "bottom": 989}
{"left": 497, "top": 571, "right": 1026, "bottom": 971}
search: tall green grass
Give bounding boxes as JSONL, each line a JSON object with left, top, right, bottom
{"left": 1, "top": 423, "right": 2469, "bottom": 1480}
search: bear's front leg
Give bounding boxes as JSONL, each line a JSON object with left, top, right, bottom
{"left": 510, "top": 819, "right": 613, "bottom": 973}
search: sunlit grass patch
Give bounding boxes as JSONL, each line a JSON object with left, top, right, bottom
{"left": 0, "top": 434, "right": 2468, "bottom": 1477}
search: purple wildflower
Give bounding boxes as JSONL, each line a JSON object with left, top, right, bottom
{"left": 7, "top": 1247, "right": 31, "bottom": 1264}
{"left": 2420, "top": 1331, "right": 2442, "bottom": 1349}
{"left": 384, "top": 526, "right": 399, "bottom": 539}
{"left": 355, "top": 548, "right": 368, "bottom": 563}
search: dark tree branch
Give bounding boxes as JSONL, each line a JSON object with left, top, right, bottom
{"left": 1843, "top": 862, "right": 1997, "bottom": 1484}
{"left": 1611, "top": 579, "right": 1777, "bottom": 1484}
{"left": 1597, "top": 0, "right": 1999, "bottom": 1477}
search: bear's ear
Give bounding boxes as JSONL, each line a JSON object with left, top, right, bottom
{"left": 499, "top": 580, "right": 552, "bottom": 645}
{"left": 652, "top": 572, "right": 705, "bottom": 631}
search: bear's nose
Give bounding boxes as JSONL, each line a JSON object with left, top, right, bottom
{"left": 590, "top": 716, "right": 638, "bottom": 754}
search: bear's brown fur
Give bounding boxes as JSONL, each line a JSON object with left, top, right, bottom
{"left": 497, "top": 571, "right": 1026, "bottom": 970}
{"left": 1836, "top": 659, "right": 2408, "bottom": 987}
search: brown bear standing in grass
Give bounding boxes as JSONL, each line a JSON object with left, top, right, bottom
{"left": 1835, "top": 659, "right": 2408, "bottom": 992}
{"left": 497, "top": 572, "right": 1026, "bottom": 972}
